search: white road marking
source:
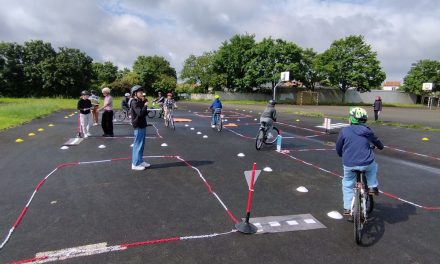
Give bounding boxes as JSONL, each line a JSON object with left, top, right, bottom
{"left": 286, "top": 220, "right": 298, "bottom": 225}
{"left": 304, "top": 219, "right": 316, "bottom": 224}
{"left": 268, "top": 221, "right": 281, "bottom": 227}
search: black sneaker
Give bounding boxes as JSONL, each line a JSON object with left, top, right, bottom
{"left": 368, "top": 187, "right": 379, "bottom": 196}
{"left": 344, "top": 209, "right": 353, "bottom": 222}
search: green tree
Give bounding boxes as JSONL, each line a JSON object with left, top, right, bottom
{"left": 0, "top": 42, "right": 24, "bottom": 97}
{"left": 402, "top": 60, "right": 440, "bottom": 95}
{"left": 215, "top": 34, "right": 256, "bottom": 92}
{"left": 91, "top": 61, "right": 118, "bottom": 89}
{"left": 110, "top": 71, "right": 140, "bottom": 94}
{"left": 320, "top": 35, "right": 386, "bottom": 102}
{"left": 299, "top": 48, "right": 323, "bottom": 91}
{"left": 133, "top": 55, "right": 176, "bottom": 94}
{"left": 22, "top": 40, "right": 56, "bottom": 96}
{"left": 50, "top": 48, "right": 94, "bottom": 97}
{"left": 181, "top": 52, "right": 226, "bottom": 92}
{"left": 244, "top": 38, "right": 303, "bottom": 90}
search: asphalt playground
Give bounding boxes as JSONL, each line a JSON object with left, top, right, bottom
{"left": 0, "top": 102, "right": 439, "bottom": 263}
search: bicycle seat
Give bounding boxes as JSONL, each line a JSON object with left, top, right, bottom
{"left": 351, "top": 169, "right": 366, "bottom": 173}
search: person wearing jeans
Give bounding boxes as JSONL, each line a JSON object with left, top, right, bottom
{"left": 342, "top": 161, "right": 378, "bottom": 211}
{"left": 130, "top": 85, "right": 150, "bottom": 171}
{"left": 336, "top": 107, "right": 383, "bottom": 219}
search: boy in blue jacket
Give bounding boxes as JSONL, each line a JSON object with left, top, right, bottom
{"left": 336, "top": 107, "right": 384, "bottom": 216}
{"left": 209, "top": 95, "right": 222, "bottom": 127}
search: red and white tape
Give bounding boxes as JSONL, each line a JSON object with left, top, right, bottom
{"left": 0, "top": 156, "right": 237, "bottom": 253}
{"left": 280, "top": 151, "right": 440, "bottom": 211}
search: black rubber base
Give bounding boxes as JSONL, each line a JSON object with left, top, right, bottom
{"left": 235, "top": 221, "right": 258, "bottom": 234}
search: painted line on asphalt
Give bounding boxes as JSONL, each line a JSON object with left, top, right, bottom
{"left": 0, "top": 156, "right": 237, "bottom": 253}
{"left": 11, "top": 230, "right": 236, "bottom": 263}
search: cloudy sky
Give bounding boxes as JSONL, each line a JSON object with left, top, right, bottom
{"left": 1, "top": 0, "right": 439, "bottom": 81}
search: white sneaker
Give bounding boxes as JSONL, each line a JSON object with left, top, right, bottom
{"left": 93, "top": 123, "right": 98, "bottom": 126}
{"left": 84, "top": 134, "right": 88, "bottom": 138}
{"left": 211, "top": 125, "right": 215, "bottom": 128}
{"left": 86, "top": 133, "right": 92, "bottom": 137}
{"left": 141, "top": 162, "right": 151, "bottom": 168}
{"left": 132, "top": 164, "right": 146, "bottom": 171}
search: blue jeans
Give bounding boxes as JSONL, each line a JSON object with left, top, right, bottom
{"left": 132, "top": 128, "right": 146, "bottom": 166}
{"left": 211, "top": 108, "right": 221, "bottom": 125}
{"left": 342, "top": 161, "right": 378, "bottom": 210}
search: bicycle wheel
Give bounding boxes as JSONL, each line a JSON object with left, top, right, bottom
{"left": 147, "top": 109, "right": 156, "bottom": 118}
{"left": 265, "top": 127, "right": 279, "bottom": 144}
{"left": 216, "top": 114, "right": 222, "bottom": 132}
{"left": 170, "top": 114, "right": 175, "bottom": 130}
{"left": 165, "top": 114, "right": 169, "bottom": 127}
{"left": 255, "top": 129, "right": 264, "bottom": 150}
{"left": 116, "top": 111, "right": 126, "bottom": 122}
{"left": 353, "top": 189, "right": 363, "bottom": 245}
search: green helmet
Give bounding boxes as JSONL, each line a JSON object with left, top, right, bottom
{"left": 349, "top": 107, "right": 368, "bottom": 124}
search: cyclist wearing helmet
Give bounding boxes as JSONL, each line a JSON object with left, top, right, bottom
{"left": 336, "top": 107, "right": 384, "bottom": 217}
{"left": 121, "top": 93, "right": 131, "bottom": 112}
{"left": 209, "top": 94, "right": 222, "bottom": 128}
{"left": 77, "top": 90, "right": 92, "bottom": 138}
{"left": 259, "top": 100, "right": 277, "bottom": 138}
{"left": 153, "top": 92, "right": 165, "bottom": 117}
{"left": 129, "top": 85, "right": 151, "bottom": 171}
{"left": 163, "top": 93, "right": 177, "bottom": 124}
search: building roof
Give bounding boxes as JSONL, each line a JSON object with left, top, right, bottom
{"left": 384, "top": 81, "right": 401, "bottom": 86}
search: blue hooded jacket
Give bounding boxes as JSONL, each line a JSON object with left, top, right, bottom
{"left": 210, "top": 99, "right": 222, "bottom": 109}
{"left": 336, "top": 124, "right": 384, "bottom": 167}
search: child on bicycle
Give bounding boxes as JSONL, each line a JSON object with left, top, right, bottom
{"left": 153, "top": 91, "right": 165, "bottom": 118}
{"left": 129, "top": 85, "right": 150, "bottom": 171}
{"left": 121, "top": 93, "right": 131, "bottom": 113}
{"left": 259, "top": 100, "right": 277, "bottom": 138}
{"left": 209, "top": 94, "right": 222, "bottom": 128}
{"left": 163, "top": 93, "right": 177, "bottom": 124}
{"left": 336, "top": 107, "right": 384, "bottom": 217}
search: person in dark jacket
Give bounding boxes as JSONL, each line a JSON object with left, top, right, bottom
{"left": 373, "top": 96, "right": 382, "bottom": 121}
{"left": 77, "top": 90, "right": 92, "bottom": 138}
{"left": 259, "top": 100, "right": 277, "bottom": 138}
{"left": 130, "top": 85, "right": 150, "bottom": 171}
{"left": 209, "top": 94, "right": 223, "bottom": 127}
{"left": 336, "top": 107, "right": 384, "bottom": 217}
{"left": 121, "top": 93, "right": 131, "bottom": 112}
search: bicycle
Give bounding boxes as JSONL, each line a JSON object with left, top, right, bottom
{"left": 164, "top": 106, "right": 175, "bottom": 130}
{"left": 351, "top": 169, "right": 374, "bottom": 245}
{"left": 148, "top": 103, "right": 163, "bottom": 118}
{"left": 255, "top": 121, "right": 279, "bottom": 150}
{"left": 115, "top": 109, "right": 130, "bottom": 122}
{"left": 212, "top": 108, "right": 223, "bottom": 132}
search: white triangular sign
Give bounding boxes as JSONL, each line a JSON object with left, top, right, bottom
{"left": 244, "top": 170, "right": 262, "bottom": 188}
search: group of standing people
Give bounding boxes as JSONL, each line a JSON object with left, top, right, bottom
{"left": 76, "top": 88, "right": 114, "bottom": 138}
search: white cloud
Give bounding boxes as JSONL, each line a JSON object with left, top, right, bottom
{"left": 0, "top": 0, "right": 439, "bottom": 81}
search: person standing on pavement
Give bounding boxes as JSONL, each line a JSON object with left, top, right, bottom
{"left": 99, "top": 87, "right": 114, "bottom": 137}
{"left": 373, "top": 96, "right": 382, "bottom": 121}
{"left": 77, "top": 90, "right": 92, "bottom": 138}
{"left": 130, "top": 85, "right": 151, "bottom": 171}
{"left": 89, "top": 90, "right": 100, "bottom": 125}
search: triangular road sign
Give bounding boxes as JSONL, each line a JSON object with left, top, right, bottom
{"left": 244, "top": 170, "right": 262, "bottom": 188}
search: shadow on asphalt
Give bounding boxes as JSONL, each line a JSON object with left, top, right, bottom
{"left": 150, "top": 160, "right": 214, "bottom": 170}
{"left": 360, "top": 203, "right": 417, "bottom": 247}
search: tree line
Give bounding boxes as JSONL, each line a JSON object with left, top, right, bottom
{"left": 0, "top": 40, "right": 176, "bottom": 98}
{"left": 1, "top": 37, "right": 438, "bottom": 100}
